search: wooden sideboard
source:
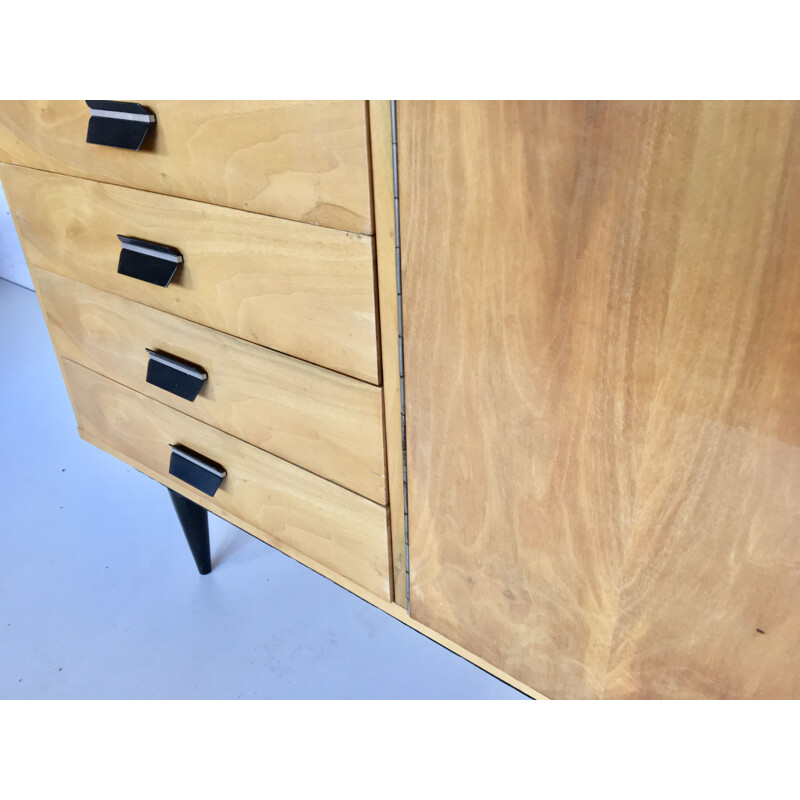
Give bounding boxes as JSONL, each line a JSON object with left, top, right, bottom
{"left": 2, "top": 100, "right": 798, "bottom": 699}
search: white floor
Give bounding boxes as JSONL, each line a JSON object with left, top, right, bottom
{"left": 0, "top": 277, "right": 524, "bottom": 699}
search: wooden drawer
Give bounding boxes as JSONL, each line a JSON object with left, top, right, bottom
{"left": 62, "top": 359, "right": 392, "bottom": 600}
{"left": 0, "top": 100, "right": 373, "bottom": 234}
{"left": 1, "top": 164, "right": 380, "bottom": 384}
{"left": 35, "top": 268, "right": 387, "bottom": 504}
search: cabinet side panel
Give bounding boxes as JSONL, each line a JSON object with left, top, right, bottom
{"left": 399, "top": 100, "right": 800, "bottom": 699}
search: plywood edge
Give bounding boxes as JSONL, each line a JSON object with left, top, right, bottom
{"left": 368, "top": 100, "right": 407, "bottom": 607}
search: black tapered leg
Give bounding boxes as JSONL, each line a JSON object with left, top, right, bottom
{"left": 167, "top": 488, "right": 212, "bottom": 575}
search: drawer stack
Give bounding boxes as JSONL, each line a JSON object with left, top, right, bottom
{"left": 0, "top": 101, "right": 392, "bottom": 601}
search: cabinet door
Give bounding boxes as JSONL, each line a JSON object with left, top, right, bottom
{"left": 398, "top": 101, "right": 800, "bottom": 699}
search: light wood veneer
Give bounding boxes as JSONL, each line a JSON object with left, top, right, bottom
{"left": 0, "top": 100, "right": 373, "bottom": 233}
{"left": 34, "top": 268, "right": 387, "bottom": 504}
{"left": 62, "top": 359, "right": 392, "bottom": 599}
{"left": 399, "top": 100, "right": 800, "bottom": 699}
{"left": 1, "top": 164, "right": 380, "bottom": 383}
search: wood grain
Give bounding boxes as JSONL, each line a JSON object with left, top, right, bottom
{"left": 0, "top": 100, "right": 373, "bottom": 234}
{"left": 399, "top": 101, "right": 800, "bottom": 699}
{"left": 61, "top": 350, "right": 541, "bottom": 695}
{"left": 62, "top": 359, "right": 391, "bottom": 599}
{"left": 368, "top": 100, "right": 406, "bottom": 603}
{"left": 0, "top": 164, "right": 380, "bottom": 383}
{"left": 34, "top": 268, "right": 386, "bottom": 503}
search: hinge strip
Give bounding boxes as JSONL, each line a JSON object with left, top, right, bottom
{"left": 390, "top": 101, "right": 411, "bottom": 614}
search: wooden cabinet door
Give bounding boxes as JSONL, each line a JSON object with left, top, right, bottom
{"left": 398, "top": 101, "right": 800, "bottom": 699}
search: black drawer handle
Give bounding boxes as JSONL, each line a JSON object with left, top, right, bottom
{"left": 117, "top": 235, "right": 183, "bottom": 287}
{"left": 146, "top": 350, "right": 207, "bottom": 402}
{"left": 86, "top": 100, "right": 156, "bottom": 150}
{"left": 169, "top": 445, "right": 226, "bottom": 497}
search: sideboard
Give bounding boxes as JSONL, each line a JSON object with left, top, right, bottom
{"left": 2, "top": 100, "right": 797, "bottom": 699}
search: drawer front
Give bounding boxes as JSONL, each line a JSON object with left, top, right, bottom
{"left": 0, "top": 100, "right": 373, "bottom": 234}
{"left": 35, "top": 269, "right": 387, "bottom": 504}
{"left": 1, "top": 164, "right": 380, "bottom": 384}
{"left": 62, "top": 359, "right": 392, "bottom": 600}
